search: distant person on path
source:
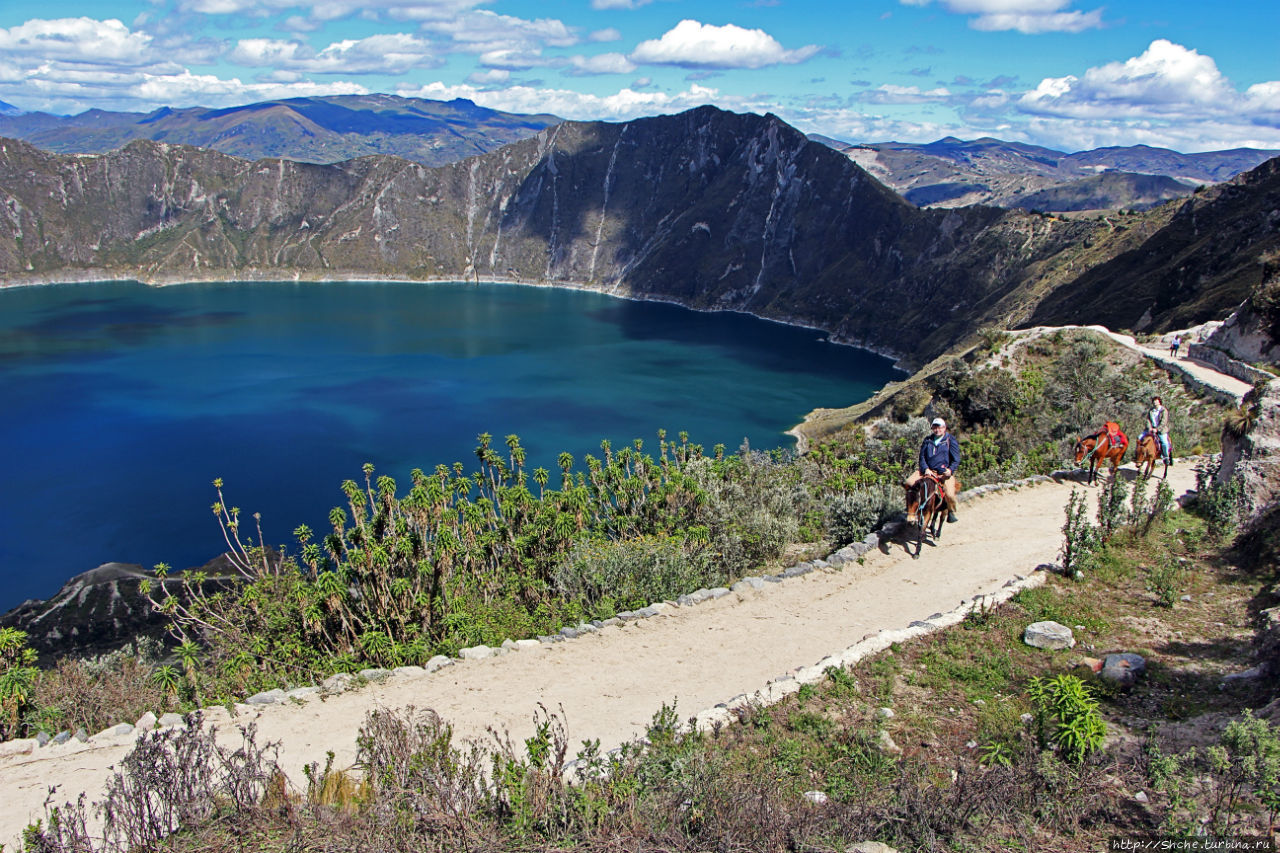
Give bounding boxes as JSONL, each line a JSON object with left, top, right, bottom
{"left": 905, "top": 417, "right": 962, "bottom": 523}
{"left": 1169, "top": 335, "right": 1182, "bottom": 358}
{"left": 1140, "top": 395, "right": 1172, "bottom": 466}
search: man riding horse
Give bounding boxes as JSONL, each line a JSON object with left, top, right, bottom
{"left": 1138, "top": 396, "right": 1172, "bottom": 467}
{"left": 905, "top": 417, "right": 961, "bottom": 524}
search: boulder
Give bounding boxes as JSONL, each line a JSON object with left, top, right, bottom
{"left": 1099, "top": 653, "right": 1147, "bottom": 688}
{"left": 1023, "top": 621, "right": 1075, "bottom": 650}
{"left": 245, "top": 689, "right": 286, "bottom": 706}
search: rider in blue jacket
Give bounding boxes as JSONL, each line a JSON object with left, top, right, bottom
{"left": 904, "top": 417, "right": 962, "bottom": 523}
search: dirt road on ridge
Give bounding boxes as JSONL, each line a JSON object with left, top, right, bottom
{"left": 0, "top": 465, "right": 1201, "bottom": 847}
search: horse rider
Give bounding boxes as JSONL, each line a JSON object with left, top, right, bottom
{"left": 905, "top": 417, "right": 962, "bottom": 523}
{"left": 1139, "top": 395, "right": 1172, "bottom": 466}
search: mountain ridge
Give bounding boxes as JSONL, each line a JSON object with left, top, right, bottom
{"left": 1, "top": 106, "right": 1274, "bottom": 369}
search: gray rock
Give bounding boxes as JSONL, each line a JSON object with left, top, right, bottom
{"left": 601, "top": 618, "right": 622, "bottom": 628}
{"left": 287, "top": 686, "right": 321, "bottom": 699}
{"left": 323, "top": 673, "right": 356, "bottom": 692}
{"left": 812, "top": 559, "right": 831, "bottom": 569}
{"left": 1023, "top": 621, "right": 1076, "bottom": 650}
{"left": 763, "top": 575, "right": 784, "bottom": 583}
{"left": 636, "top": 606, "right": 661, "bottom": 618}
{"left": 246, "top": 689, "right": 286, "bottom": 706}
{"left": 1134, "top": 791, "right": 1150, "bottom": 803}
{"left": 677, "top": 593, "right": 698, "bottom": 606}
{"left": 877, "top": 730, "right": 901, "bottom": 755}
{"left": 616, "top": 610, "right": 638, "bottom": 622}
{"left": 780, "top": 564, "right": 813, "bottom": 579}
{"left": 514, "top": 639, "right": 540, "bottom": 651}
{"left": 576, "top": 623, "right": 598, "bottom": 634}
{"left": 36, "top": 730, "right": 50, "bottom": 747}
{"left": 802, "top": 790, "right": 829, "bottom": 805}
{"left": 1100, "top": 653, "right": 1147, "bottom": 687}
{"left": 849, "top": 841, "right": 900, "bottom": 853}
{"left": 157, "top": 713, "right": 185, "bottom": 728}
{"left": 730, "top": 580, "right": 754, "bottom": 593}
{"left": 1222, "top": 665, "right": 1265, "bottom": 683}
{"left": 590, "top": 620, "right": 605, "bottom": 629}
{"left": 0, "top": 738, "right": 36, "bottom": 757}
{"left": 135, "top": 711, "right": 158, "bottom": 732}
{"left": 51, "top": 730, "right": 72, "bottom": 745}
{"left": 538, "top": 635, "right": 563, "bottom": 644}
{"left": 458, "top": 646, "right": 495, "bottom": 660}
{"left": 392, "top": 666, "right": 426, "bottom": 678}
{"left": 73, "top": 727, "right": 88, "bottom": 743}
{"left": 709, "top": 587, "right": 731, "bottom": 598}
{"left": 560, "top": 627, "right": 580, "bottom": 639}
{"left": 877, "top": 707, "right": 895, "bottom": 719}
{"left": 358, "top": 668, "right": 392, "bottom": 680}
{"left": 425, "top": 655, "right": 454, "bottom": 671}
{"left": 91, "top": 723, "right": 134, "bottom": 741}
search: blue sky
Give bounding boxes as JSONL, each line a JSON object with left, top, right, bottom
{"left": 1, "top": 0, "right": 1276, "bottom": 152}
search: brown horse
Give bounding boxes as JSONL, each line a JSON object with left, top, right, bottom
{"left": 1074, "top": 430, "right": 1126, "bottom": 485}
{"left": 904, "top": 473, "right": 961, "bottom": 559}
{"left": 1132, "top": 433, "right": 1168, "bottom": 479}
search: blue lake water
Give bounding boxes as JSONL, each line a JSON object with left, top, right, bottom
{"left": 0, "top": 280, "right": 900, "bottom": 611}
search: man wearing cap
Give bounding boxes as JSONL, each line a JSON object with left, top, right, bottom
{"left": 904, "top": 418, "right": 962, "bottom": 523}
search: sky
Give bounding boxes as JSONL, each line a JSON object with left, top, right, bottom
{"left": 0, "top": 0, "right": 1277, "bottom": 153}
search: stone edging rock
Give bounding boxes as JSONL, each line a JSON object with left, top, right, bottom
{"left": 0, "top": 468, "right": 1117, "bottom": 767}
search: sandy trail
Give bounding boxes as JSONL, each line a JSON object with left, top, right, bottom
{"left": 0, "top": 465, "right": 1200, "bottom": 847}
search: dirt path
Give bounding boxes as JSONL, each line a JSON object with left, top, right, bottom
{"left": 0, "top": 465, "right": 1201, "bottom": 847}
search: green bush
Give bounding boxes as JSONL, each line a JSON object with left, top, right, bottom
{"left": 553, "top": 535, "right": 724, "bottom": 615}
{"left": 1028, "top": 674, "right": 1106, "bottom": 764}
{"left": 826, "top": 484, "right": 902, "bottom": 547}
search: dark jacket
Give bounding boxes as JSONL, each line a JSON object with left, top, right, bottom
{"left": 918, "top": 432, "right": 961, "bottom": 475}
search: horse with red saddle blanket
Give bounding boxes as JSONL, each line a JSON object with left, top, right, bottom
{"left": 1074, "top": 421, "right": 1127, "bottom": 485}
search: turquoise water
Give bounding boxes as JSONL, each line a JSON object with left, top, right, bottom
{"left": 0, "top": 280, "right": 900, "bottom": 610}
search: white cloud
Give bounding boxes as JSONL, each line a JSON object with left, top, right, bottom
{"left": 0, "top": 17, "right": 155, "bottom": 66}
{"left": 178, "top": 0, "right": 486, "bottom": 22}
{"left": 590, "top": 28, "right": 622, "bottom": 43}
{"left": 231, "top": 33, "right": 442, "bottom": 74}
{"left": 421, "top": 10, "right": 578, "bottom": 50}
{"left": 396, "top": 79, "right": 721, "bottom": 121}
{"left": 902, "top": 0, "right": 1104, "bottom": 33}
{"left": 590, "top": 0, "right": 653, "bottom": 9}
{"left": 1020, "top": 40, "right": 1244, "bottom": 119}
{"left": 630, "top": 19, "right": 821, "bottom": 70}
{"left": 859, "top": 84, "right": 953, "bottom": 104}
{"left": 567, "top": 53, "right": 637, "bottom": 76}
{"left": 1, "top": 67, "right": 368, "bottom": 115}
{"left": 466, "top": 68, "right": 510, "bottom": 85}
{"left": 477, "top": 48, "right": 548, "bottom": 70}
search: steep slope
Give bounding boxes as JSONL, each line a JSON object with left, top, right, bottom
{"left": 1001, "top": 172, "right": 1195, "bottom": 212}
{"left": 0, "top": 107, "right": 1098, "bottom": 366}
{"left": 0, "top": 95, "right": 561, "bottom": 167}
{"left": 1027, "top": 157, "right": 1280, "bottom": 332}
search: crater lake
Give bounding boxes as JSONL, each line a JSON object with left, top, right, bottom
{"left": 0, "top": 280, "right": 901, "bottom": 610}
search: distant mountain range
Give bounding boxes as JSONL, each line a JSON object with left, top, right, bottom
{"left": 2, "top": 106, "right": 1275, "bottom": 368}
{"left": 0, "top": 94, "right": 561, "bottom": 167}
{"left": 824, "top": 136, "right": 1279, "bottom": 213}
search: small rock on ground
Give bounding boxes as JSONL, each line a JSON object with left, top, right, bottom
{"left": 1023, "top": 621, "right": 1076, "bottom": 650}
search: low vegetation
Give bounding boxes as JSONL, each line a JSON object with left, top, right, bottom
{"left": 20, "top": 463, "right": 1279, "bottom": 852}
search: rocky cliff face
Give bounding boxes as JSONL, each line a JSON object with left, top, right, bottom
{"left": 0, "top": 107, "right": 1097, "bottom": 366}
{"left": 0, "top": 561, "right": 235, "bottom": 661}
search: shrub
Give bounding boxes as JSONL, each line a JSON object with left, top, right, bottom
{"left": 826, "top": 484, "right": 901, "bottom": 547}
{"left": 1028, "top": 674, "right": 1106, "bottom": 764}
{"left": 553, "top": 535, "right": 724, "bottom": 615}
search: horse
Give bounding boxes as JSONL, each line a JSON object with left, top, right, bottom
{"left": 1073, "top": 429, "right": 1125, "bottom": 485}
{"left": 1133, "top": 432, "right": 1168, "bottom": 479}
{"left": 903, "top": 473, "right": 960, "bottom": 559}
